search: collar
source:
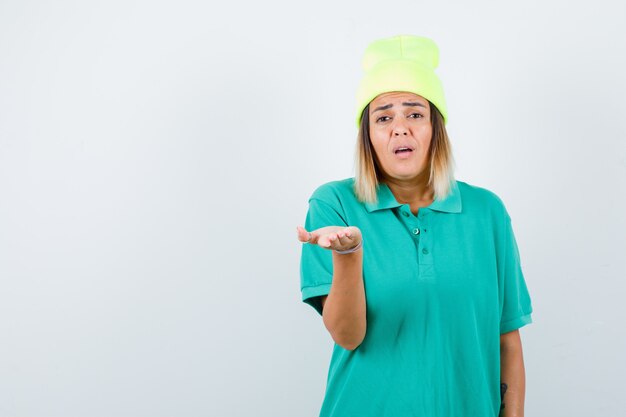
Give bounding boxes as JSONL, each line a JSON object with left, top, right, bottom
{"left": 364, "top": 180, "right": 462, "bottom": 213}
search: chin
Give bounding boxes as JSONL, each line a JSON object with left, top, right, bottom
{"left": 391, "top": 172, "right": 421, "bottom": 180}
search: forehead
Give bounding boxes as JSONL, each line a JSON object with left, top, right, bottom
{"left": 370, "top": 91, "right": 427, "bottom": 107}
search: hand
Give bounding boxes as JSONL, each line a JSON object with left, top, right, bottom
{"left": 296, "top": 225, "right": 362, "bottom": 252}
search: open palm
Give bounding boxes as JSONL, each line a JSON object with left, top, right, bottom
{"left": 296, "top": 225, "right": 362, "bottom": 252}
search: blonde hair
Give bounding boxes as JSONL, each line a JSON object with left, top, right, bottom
{"left": 353, "top": 101, "right": 456, "bottom": 204}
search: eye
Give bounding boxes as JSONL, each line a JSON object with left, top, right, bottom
{"left": 409, "top": 113, "right": 423, "bottom": 119}
{"left": 376, "top": 116, "right": 390, "bottom": 123}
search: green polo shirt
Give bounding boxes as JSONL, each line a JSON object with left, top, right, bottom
{"left": 299, "top": 177, "right": 533, "bottom": 417}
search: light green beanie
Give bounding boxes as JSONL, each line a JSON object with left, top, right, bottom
{"left": 355, "top": 35, "right": 448, "bottom": 127}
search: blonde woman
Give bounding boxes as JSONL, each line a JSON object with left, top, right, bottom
{"left": 296, "top": 35, "right": 533, "bottom": 417}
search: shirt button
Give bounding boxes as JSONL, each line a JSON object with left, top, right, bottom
{"left": 422, "top": 248, "right": 429, "bottom": 254}
{"left": 402, "top": 211, "right": 410, "bottom": 217}
{"left": 412, "top": 228, "right": 420, "bottom": 235}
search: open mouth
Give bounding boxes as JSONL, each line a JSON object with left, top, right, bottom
{"left": 394, "top": 148, "right": 413, "bottom": 154}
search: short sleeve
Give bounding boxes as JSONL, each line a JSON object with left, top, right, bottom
{"left": 498, "top": 212, "right": 534, "bottom": 334}
{"left": 299, "top": 198, "right": 348, "bottom": 315}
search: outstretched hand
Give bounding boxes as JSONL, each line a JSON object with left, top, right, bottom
{"left": 296, "top": 225, "right": 362, "bottom": 252}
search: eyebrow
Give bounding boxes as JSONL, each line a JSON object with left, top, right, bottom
{"left": 373, "top": 102, "right": 426, "bottom": 113}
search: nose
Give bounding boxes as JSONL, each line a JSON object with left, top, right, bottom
{"left": 392, "top": 119, "right": 409, "bottom": 136}
{"left": 393, "top": 126, "right": 408, "bottom": 136}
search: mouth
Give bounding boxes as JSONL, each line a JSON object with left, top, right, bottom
{"left": 394, "top": 147, "right": 414, "bottom": 155}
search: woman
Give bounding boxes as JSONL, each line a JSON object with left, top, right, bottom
{"left": 296, "top": 35, "right": 533, "bottom": 417}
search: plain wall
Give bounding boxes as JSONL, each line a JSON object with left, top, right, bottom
{"left": 1, "top": 0, "right": 625, "bottom": 416}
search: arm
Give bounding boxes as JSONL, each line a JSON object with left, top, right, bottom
{"left": 297, "top": 224, "right": 367, "bottom": 351}
{"left": 319, "top": 249, "right": 366, "bottom": 351}
{"left": 499, "top": 329, "right": 526, "bottom": 417}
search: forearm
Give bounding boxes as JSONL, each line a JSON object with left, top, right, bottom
{"left": 500, "top": 341, "right": 526, "bottom": 417}
{"left": 322, "top": 250, "right": 366, "bottom": 350}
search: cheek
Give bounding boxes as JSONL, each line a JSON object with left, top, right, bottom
{"left": 414, "top": 128, "right": 433, "bottom": 148}
{"left": 369, "top": 135, "right": 386, "bottom": 155}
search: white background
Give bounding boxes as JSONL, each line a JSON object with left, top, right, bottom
{"left": 1, "top": 0, "right": 625, "bottom": 416}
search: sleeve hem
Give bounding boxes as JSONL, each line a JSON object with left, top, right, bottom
{"left": 500, "top": 312, "right": 533, "bottom": 334}
{"left": 301, "top": 283, "right": 332, "bottom": 316}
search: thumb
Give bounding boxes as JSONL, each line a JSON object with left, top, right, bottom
{"left": 297, "top": 226, "right": 316, "bottom": 243}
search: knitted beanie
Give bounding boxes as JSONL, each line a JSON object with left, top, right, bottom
{"left": 355, "top": 35, "right": 448, "bottom": 127}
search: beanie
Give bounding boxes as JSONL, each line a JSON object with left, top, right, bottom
{"left": 355, "top": 35, "right": 448, "bottom": 127}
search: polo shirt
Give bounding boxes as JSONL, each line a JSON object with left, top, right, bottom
{"left": 299, "top": 177, "right": 533, "bottom": 417}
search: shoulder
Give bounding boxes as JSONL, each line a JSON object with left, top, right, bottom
{"left": 308, "top": 177, "right": 356, "bottom": 207}
{"left": 456, "top": 180, "right": 510, "bottom": 219}
{"left": 304, "top": 178, "right": 356, "bottom": 226}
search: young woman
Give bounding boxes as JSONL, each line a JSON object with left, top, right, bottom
{"left": 296, "top": 34, "right": 533, "bottom": 417}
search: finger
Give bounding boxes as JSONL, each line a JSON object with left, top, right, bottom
{"left": 330, "top": 233, "right": 348, "bottom": 250}
{"left": 297, "top": 226, "right": 314, "bottom": 243}
{"left": 338, "top": 228, "right": 354, "bottom": 239}
{"left": 326, "top": 233, "right": 338, "bottom": 248}
{"left": 296, "top": 226, "right": 308, "bottom": 242}
{"left": 337, "top": 235, "right": 356, "bottom": 250}
{"left": 337, "top": 234, "right": 354, "bottom": 246}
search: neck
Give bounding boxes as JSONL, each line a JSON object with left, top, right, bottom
{"left": 383, "top": 174, "right": 434, "bottom": 206}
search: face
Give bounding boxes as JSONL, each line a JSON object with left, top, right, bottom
{"left": 368, "top": 91, "right": 432, "bottom": 183}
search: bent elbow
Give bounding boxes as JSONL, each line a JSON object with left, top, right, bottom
{"left": 341, "top": 340, "right": 362, "bottom": 351}
{"left": 336, "top": 330, "right": 366, "bottom": 351}
{"left": 323, "top": 314, "right": 367, "bottom": 351}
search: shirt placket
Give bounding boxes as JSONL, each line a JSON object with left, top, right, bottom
{"left": 399, "top": 205, "right": 434, "bottom": 280}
